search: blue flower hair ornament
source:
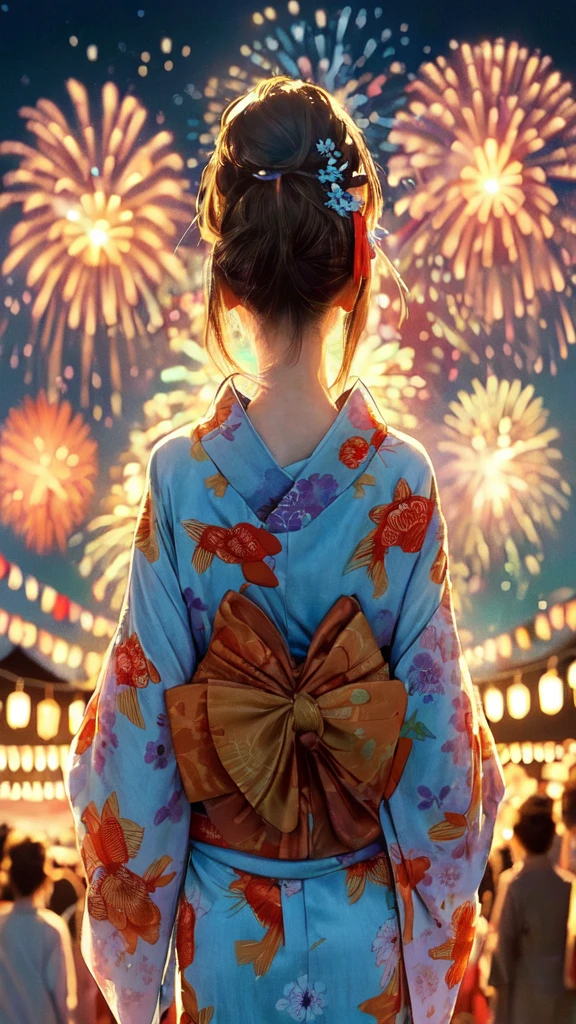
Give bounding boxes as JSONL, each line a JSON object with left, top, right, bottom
{"left": 315, "top": 138, "right": 363, "bottom": 217}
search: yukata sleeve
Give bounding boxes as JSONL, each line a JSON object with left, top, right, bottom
{"left": 66, "top": 445, "right": 195, "bottom": 1024}
{"left": 379, "top": 452, "right": 505, "bottom": 1024}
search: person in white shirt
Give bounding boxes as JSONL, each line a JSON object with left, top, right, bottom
{"left": 0, "top": 837, "right": 77, "bottom": 1024}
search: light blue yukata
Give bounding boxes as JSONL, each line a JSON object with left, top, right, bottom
{"left": 67, "top": 374, "right": 504, "bottom": 1024}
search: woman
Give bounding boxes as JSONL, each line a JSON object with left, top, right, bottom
{"left": 67, "top": 77, "right": 504, "bottom": 1024}
{"left": 490, "top": 796, "right": 576, "bottom": 1024}
{"left": 0, "top": 838, "right": 77, "bottom": 1024}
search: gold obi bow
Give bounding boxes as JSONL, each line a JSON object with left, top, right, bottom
{"left": 166, "top": 589, "right": 407, "bottom": 859}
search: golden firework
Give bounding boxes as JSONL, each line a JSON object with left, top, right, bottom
{"left": 0, "top": 79, "right": 192, "bottom": 404}
{"left": 388, "top": 39, "right": 576, "bottom": 368}
{"left": 0, "top": 391, "right": 98, "bottom": 554}
{"left": 438, "top": 376, "right": 570, "bottom": 581}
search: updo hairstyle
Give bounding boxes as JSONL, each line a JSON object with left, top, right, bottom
{"left": 197, "top": 76, "right": 405, "bottom": 388}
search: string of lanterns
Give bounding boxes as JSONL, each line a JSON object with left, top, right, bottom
{"left": 0, "top": 551, "right": 115, "bottom": 639}
{"left": 0, "top": 780, "right": 68, "bottom": 802}
{"left": 466, "top": 595, "right": 576, "bottom": 673}
{"left": 483, "top": 654, "right": 576, "bottom": 723}
{"left": 0, "top": 606, "right": 103, "bottom": 680}
{"left": 0, "top": 742, "right": 72, "bottom": 803}
{"left": 2, "top": 669, "right": 86, "bottom": 740}
{"left": 497, "top": 740, "right": 573, "bottom": 767}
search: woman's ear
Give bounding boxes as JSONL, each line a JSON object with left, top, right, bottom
{"left": 221, "top": 279, "right": 241, "bottom": 311}
{"left": 338, "top": 277, "right": 360, "bottom": 314}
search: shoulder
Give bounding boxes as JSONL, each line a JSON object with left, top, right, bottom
{"left": 554, "top": 865, "right": 576, "bottom": 885}
{"left": 148, "top": 425, "right": 201, "bottom": 493}
{"left": 37, "top": 907, "right": 70, "bottom": 942}
{"left": 372, "top": 423, "right": 437, "bottom": 496}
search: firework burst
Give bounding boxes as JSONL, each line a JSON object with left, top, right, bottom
{"left": 189, "top": 4, "right": 420, "bottom": 170}
{"left": 388, "top": 39, "right": 576, "bottom": 371}
{"left": 0, "top": 79, "right": 193, "bottom": 406}
{"left": 0, "top": 391, "right": 98, "bottom": 554}
{"left": 438, "top": 376, "right": 570, "bottom": 583}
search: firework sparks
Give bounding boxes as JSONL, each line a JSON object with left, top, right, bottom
{"left": 438, "top": 376, "right": 570, "bottom": 583}
{"left": 0, "top": 79, "right": 193, "bottom": 406}
{"left": 388, "top": 39, "right": 576, "bottom": 371}
{"left": 0, "top": 391, "right": 98, "bottom": 554}
{"left": 190, "top": 5, "right": 420, "bottom": 168}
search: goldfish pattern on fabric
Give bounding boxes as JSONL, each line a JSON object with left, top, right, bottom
{"left": 181, "top": 518, "right": 282, "bottom": 588}
{"left": 66, "top": 374, "right": 503, "bottom": 1024}
{"left": 229, "top": 871, "right": 284, "bottom": 977}
{"left": 343, "top": 478, "right": 435, "bottom": 598}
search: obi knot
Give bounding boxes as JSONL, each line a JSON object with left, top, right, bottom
{"left": 166, "top": 588, "right": 408, "bottom": 859}
{"left": 292, "top": 692, "right": 325, "bottom": 737}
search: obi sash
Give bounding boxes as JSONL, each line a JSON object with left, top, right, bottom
{"left": 165, "top": 589, "right": 407, "bottom": 860}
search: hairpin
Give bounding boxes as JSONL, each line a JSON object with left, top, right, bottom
{"left": 252, "top": 169, "right": 283, "bottom": 181}
{"left": 315, "top": 138, "right": 363, "bottom": 218}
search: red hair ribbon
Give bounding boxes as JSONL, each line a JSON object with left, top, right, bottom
{"left": 352, "top": 210, "right": 376, "bottom": 287}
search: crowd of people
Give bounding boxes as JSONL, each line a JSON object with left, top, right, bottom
{"left": 0, "top": 780, "right": 575, "bottom": 1024}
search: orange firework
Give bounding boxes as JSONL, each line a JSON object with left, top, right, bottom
{"left": 388, "top": 39, "right": 576, "bottom": 370}
{"left": 0, "top": 391, "right": 98, "bottom": 554}
{"left": 0, "top": 79, "right": 192, "bottom": 404}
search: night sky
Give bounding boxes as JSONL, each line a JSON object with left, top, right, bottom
{"left": 0, "top": 0, "right": 575, "bottom": 674}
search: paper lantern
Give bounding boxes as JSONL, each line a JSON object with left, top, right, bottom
{"left": 538, "top": 666, "right": 564, "bottom": 715}
{"left": 46, "top": 745, "right": 60, "bottom": 772}
{"left": 507, "top": 680, "right": 531, "bottom": 720}
{"left": 7, "top": 746, "right": 20, "bottom": 772}
{"left": 567, "top": 660, "right": 576, "bottom": 689}
{"left": 10, "top": 782, "right": 21, "bottom": 801}
{"left": 6, "top": 679, "right": 31, "bottom": 729}
{"left": 509, "top": 742, "right": 522, "bottom": 764}
{"left": 20, "top": 745, "right": 33, "bottom": 772}
{"left": 521, "top": 742, "right": 533, "bottom": 765}
{"left": 43, "top": 781, "right": 55, "bottom": 801}
{"left": 484, "top": 687, "right": 504, "bottom": 723}
{"left": 37, "top": 685, "right": 61, "bottom": 741}
{"left": 34, "top": 746, "right": 47, "bottom": 772}
{"left": 68, "top": 698, "right": 86, "bottom": 735}
{"left": 0, "top": 747, "right": 6, "bottom": 772}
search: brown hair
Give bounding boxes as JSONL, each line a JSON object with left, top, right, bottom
{"left": 8, "top": 838, "right": 48, "bottom": 897}
{"left": 196, "top": 76, "right": 406, "bottom": 390}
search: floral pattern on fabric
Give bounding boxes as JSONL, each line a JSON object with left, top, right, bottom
{"left": 276, "top": 975, "right": 327, "bottom": 1021}
{"left": 144, "top": 713, "right": 170, "bottom": 770}
{"left": 81, "top": 792, "right": 176, "bottom": 954}
{"left": 66, "top": 374, "right": 503, "bottom": 1024}
{"left": 267, "top": 473, "right": 339, "bottom": 532}
{"left": 372, "top": 919, "right": 401, "bottom": 990}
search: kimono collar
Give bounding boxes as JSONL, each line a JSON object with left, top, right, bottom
{"left": 197, "top": 374, "right": 388, "bottom": 533}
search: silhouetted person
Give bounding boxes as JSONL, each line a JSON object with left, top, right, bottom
{"left": 490, "top": 795, "right": 576, "bottom": 1024}
{"left": 0, "top": 838, "right": 77, "bottom": 1024}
